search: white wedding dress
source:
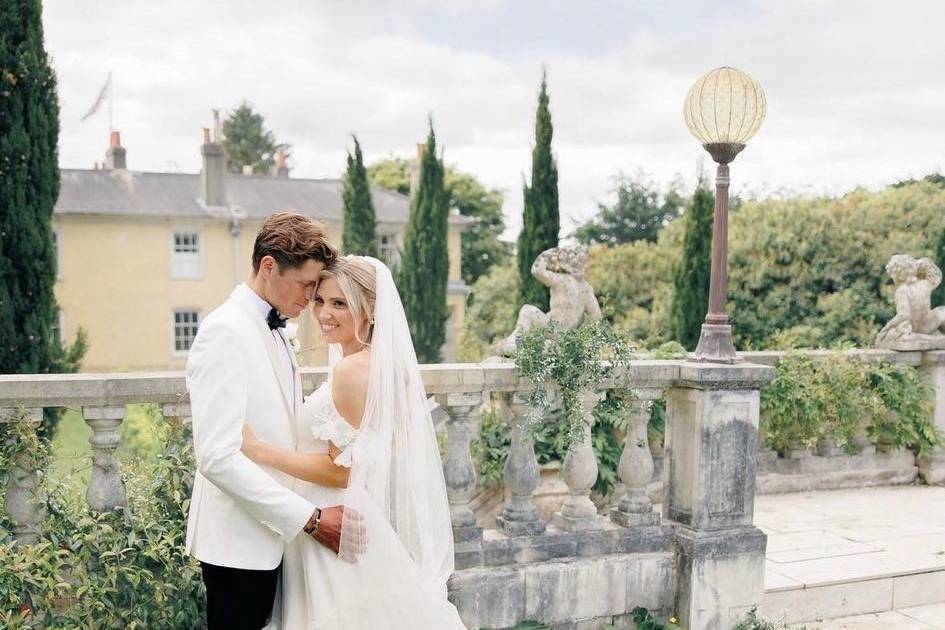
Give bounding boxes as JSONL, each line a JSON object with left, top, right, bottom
{"left": 276, "top": 256, "right": 468, "bottom": 630}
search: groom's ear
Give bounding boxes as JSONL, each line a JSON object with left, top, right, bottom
{"left": 257, "top": 255, "right": 277, "bottom": 279}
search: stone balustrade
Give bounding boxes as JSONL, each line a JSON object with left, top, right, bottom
{"left": 0, "top": 357, "right": 794, "bottom": 629}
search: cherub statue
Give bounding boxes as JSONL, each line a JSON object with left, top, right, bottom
{"left": 875, "top": 254, "right": 945, "bottom": 350}
{"left": 496, "top": 245, "right": 602, "bottom": 356}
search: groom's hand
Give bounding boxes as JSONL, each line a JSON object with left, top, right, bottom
{"left": 306, "top": 505, "right": 366, "bottom": 559}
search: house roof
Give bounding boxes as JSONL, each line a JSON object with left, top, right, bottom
{"left": 55, "top": 169, "right": 468, "bottom": 225}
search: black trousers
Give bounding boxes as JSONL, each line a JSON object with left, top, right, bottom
{"left": 200, "top": 560, "right": 281, "bottom": 630}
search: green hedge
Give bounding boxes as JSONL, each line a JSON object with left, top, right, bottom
{"left": 0, "top": 416, "right": 204, "bottom": 628}
{"left": 761, "top": 353, "right": 938, "bottom": 455}
{"left": 586, "top": 180, "right": 945, "bottom": 350}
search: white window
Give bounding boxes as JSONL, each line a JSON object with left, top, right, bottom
{"left": 171, "top": 231, "right": 202, "bottom": 279}
{"left": 378, "top": 233, "right": 399, "bottom": 266}
{"left": 173, "top": 310, "right": 200, "bottom": 353}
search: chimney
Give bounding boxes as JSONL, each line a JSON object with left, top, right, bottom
{"left": 200, "top": 122, "right": 227, "bottom": 207}
{"left": 105, "top": 131, "right": 126, "bottom": 170}
{"left": 271, "top": 147, "right": 288, "bottom": 177}
{"left": 409, "top": 142, "right": 425, "bottom": 198}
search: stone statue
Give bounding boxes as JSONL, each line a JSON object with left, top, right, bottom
{"left": 876, "top": 254, "right": 945, "bottom": 350}
{"left": 496, "top": 246, "right": 602, "bottom": 356}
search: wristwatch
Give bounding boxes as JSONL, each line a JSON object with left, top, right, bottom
{"left": 303, "top": 507, "right": 323, "bottom": 535}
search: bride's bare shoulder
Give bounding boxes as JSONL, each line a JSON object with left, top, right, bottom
{"left": 331, "top": 352, "right": 370, "bottom": 428}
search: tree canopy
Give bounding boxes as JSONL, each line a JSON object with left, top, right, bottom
{"left": 222, "top": 102, "right": 288, "bottom": 175}
{"left": 368, "top": 157, "right": 510, "bottom": 284}
{"left": 573, "top": 172, "right": 685, "bottom": 246}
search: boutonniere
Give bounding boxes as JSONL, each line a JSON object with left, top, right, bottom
{"left": 284, "top": 321, "right": 302, "bottom": 354}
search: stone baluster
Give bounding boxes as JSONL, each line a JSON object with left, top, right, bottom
{"left": 2, "top": 408, "right": 45, "bottom": 545}
{"left": 495, "top": 391, "right": 545, "bottom": 536}
{"left": 554, "top": 388, "right": 606, "bottom": 531}
{"left": 611, "top": 389, "right": 661, "bottom": 527}
{"left": 441, "top": 392, "right": 484, "bottom": 543}
{"left": 83, "top": 405, "right": 126, "bottom": 512}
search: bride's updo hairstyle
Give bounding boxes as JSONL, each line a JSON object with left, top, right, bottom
{"left": 319, "top": 256, "right": 377, "bottom": 347}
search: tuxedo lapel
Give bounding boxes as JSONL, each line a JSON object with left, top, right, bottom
{"left": 278, "top": 327, "right": 302, "bottom": 418}
{"left": 229, "top": 285, "right": 294, "bottom": 422}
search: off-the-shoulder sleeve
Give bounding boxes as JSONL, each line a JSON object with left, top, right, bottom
{"left": 309, "top": 406, "right": 360, "bottom": 468}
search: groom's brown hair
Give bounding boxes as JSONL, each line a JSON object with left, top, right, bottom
{"left": 252, "top": 211, "right": 337, "bottom": 274}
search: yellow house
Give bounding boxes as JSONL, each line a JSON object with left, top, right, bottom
{"left": 53, "top": 131, "right": 468, "bottom": 371}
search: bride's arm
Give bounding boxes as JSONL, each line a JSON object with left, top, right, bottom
{"left": 331, "top": 358, "right": 369, "bottom": 430}
{"left": 241, "top": 426, "right": 350, "bottom": 488}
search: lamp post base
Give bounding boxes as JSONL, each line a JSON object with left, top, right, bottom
{"left": 690, "top": 323, "right": 740, "bottom": 364}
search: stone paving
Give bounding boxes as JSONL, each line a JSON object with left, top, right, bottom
{"left": 790, "top": 603, "right": 945, "bottom": 628}
{"left": 756, "top": 485, "right": 945, "bottom": 626}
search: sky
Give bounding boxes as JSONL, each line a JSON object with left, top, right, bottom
{"left": 43, "top": 0, "right": 945, "bottom": 238}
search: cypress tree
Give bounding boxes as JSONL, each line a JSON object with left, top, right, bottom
{"left": 671, "top": 182, "right": 715, "bottom": 350}
{"left": 0, "top": 0, "right": 86, "bottom": 436}
{"left": 399, "top": 121, "right": 449, "bottom": 363}
{"left": 517, "top": 71, "right": 560, "bottom": 311}
{"left": 341, "top": 135, "right": 378, "bottom": 256}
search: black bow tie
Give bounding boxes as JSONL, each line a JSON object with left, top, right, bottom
{"left": 267, "top": 308, "right": 287, "bottom": 330}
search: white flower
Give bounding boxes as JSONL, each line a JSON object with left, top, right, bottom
{"left": 284, "top": 321, "right": 302, "bottom": 353}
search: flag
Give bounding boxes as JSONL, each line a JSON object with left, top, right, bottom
{"left": 80, "top": 72, "right": 111, "bottom": 122}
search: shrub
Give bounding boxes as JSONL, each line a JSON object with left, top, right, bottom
{"left": 761, "top": 352, "right": 938, "bottom": 455}
{"left": 0, "top": 414, "right": 205, "bottom": 628}
{"left": 457, "top": 262, "right": 520, "bottom": 361}
{"left": 867, "top": 361, "right": 937, "bottom": 455}
{"left": 631, "top": 607, "right": 682, "bottom": 629}
{"left": 733, "top": 607, "right": 792, "bottom": 629}
{"left": 585, "top": 181, "right": 945, "bottom": 350}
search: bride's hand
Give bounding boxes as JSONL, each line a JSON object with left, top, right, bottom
{"left": 241, "top": 424, "right": 261, "bottom": 461}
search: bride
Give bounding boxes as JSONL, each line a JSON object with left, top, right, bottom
{"left": 239, "top": 256, "right": 467, "bottom": 629}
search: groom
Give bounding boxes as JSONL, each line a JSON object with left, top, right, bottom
{"left": 185, "top": 212, "right": 345, "bottom": 630}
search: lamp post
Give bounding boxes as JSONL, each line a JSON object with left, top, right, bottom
{"left": 683, "top": 66, "right": 766, "bottom": 363}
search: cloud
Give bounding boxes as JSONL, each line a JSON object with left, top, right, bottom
{"left": 44, "top": 0, "right": 945, "bottom": 239}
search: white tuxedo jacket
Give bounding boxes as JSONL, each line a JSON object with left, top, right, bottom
{"left": 185, "top": 283, "right": 315, "bottom": 570}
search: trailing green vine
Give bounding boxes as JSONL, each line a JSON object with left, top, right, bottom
{"left": 511, "top": 319, "right": 633, "bottom": 444}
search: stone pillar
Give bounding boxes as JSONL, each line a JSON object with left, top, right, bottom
{"left": 666, "top": 362, "right": 774, "bottom": 630}
{"left": 919, "top": 351, "right": 945, "bottom": 484}
{"left": 2, "top": 408, "right": 45, "bottom": 545}
{"left": 83, "top": 405, "right": 127, "bottom": 512}
{"left": 554, "top": 388, "right": 606, "bottom": 531}
{"left": 441, "top": 392, "right": 484, "bottom": 543}
{"left": 495, "top": 392, "right": 545, "bottom": 536}
{"left": 611, "top": 389, "right": 660, "bottom": 527}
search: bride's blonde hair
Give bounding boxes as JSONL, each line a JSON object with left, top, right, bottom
{"left": 318, "top": 257, "right": 377, "bottom": 347}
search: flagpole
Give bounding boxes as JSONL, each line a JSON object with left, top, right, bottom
{"left": 108, "top": 71, "right": 113, "bottom": 132}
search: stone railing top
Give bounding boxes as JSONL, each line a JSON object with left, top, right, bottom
{"left": 740, "top": 348, "right": 924, "bottom": 367}
{"left": 0, "top": 359, "right": 683, "bottom": 411}
{"left": 0, "top": 348, "right": 936, "bottom": 412}
{"left": 0, "top": 371, "right": 189, "bottom": 409}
